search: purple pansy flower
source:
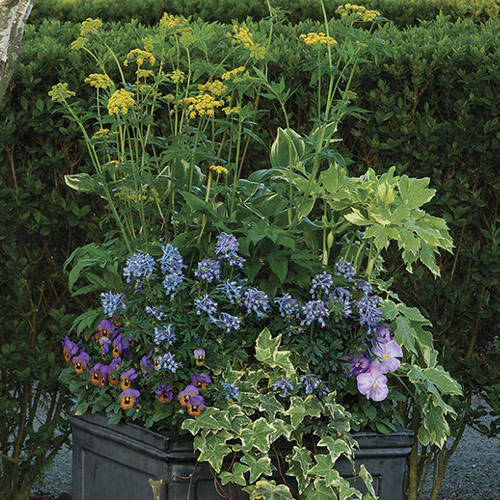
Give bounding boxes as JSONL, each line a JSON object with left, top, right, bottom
{"left": 120, "top": 388, "right": 140, "bottom": 409}
{"left": 178, "top": 385, "right": 199, "bottom": 407}
{"left": 191, "top": 373, "right": 212, "bottom": 391}
{"left": 112, "top": 334, "right": 130, "bottom": 359}
{"left": 347, "top": 353, "right": 372, "bottom": 377}
{"left": 187, "top": 395, "right": 205, "bottom": 416}
{"left": 62, "top": 336, "right": 79, "bottom": 364}
{"left": 72, "top": 350, "right": 91, "bottom": 375}
{"left": 140, "top": 355, "right": 154, "bottom": 376}
{"left": 155, "top": 384, "right": 173, "bottom": 403}
{"left": 90, "top": 362, "right": 109, "bottom": 388}
{"left": 193, "top": 348, "right": 206, "bottom": 366}
{"left": 372, "top": 340, "right": 403, "bottom": 374}
{"left": 357, "top": 365, "right": 389, "bottom": 402}
{"left": 120, "top": 368, "right": 138, "bottom": 390}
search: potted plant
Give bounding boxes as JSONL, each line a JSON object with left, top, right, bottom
{"left": 52, "top": 5, "right": 461, "bottom": 499}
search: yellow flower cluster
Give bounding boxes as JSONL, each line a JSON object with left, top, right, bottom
{"left": 136, "top": 69, "right": 153, "bottom": 79}
{"left": 300, "top": 32, "right": 338, "bottom": 46}
{"left": 223, "top": 106, "right": 240, "bottom": 116}
{"left": 168, "top": 70, "right": 185, "bottom": 84}
{"left": 180, "top": 94, "right": 225, "bottom": 119}
{"left": 210, "top": 165, "right": 229, "bottom": 175}
{"left": 80, "top": 18, "right": 102, "bottom": 37}
{"left": 107, "top": 89, "right": 135, "bottom": 116}
{"left": 336, "top": 4, "right": 380, "bottom": 22}
{"left": 105, "top": 160, "right": 119, "bottom": 169}
{"left": 250, "top": 44, "right": 266, "bottom": 60}
{"left": 84, "top": 73, "right": 114, "bottom": 89}
{"left": 159, "top": 13, "right": 185, "bottom": 31}
{"left": 221, "top": 67, "right": 246, "bottom": 80}
{"left": 92, "top": 128, "right": 117, "bottom": 141}
{"left": 48, "top": 83, "right": 75, "bottom": 102}
{"left": 197, "top": 80, "right": 227, "bottom": 97}
{"left": 231, "top": 26, "right": 254, "bottom": 48}
{"left": 124, "top": 49, "right": 156, "bottom": 68}
{"left": 71, "top": 37, "right": 87, "bottom": 51}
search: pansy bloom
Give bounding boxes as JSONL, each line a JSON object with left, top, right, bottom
{"left": 193, "top": 348, "right": 206, "bottom": 366}
{"left": 178, "top": 385, "right": 199, "bottom": 407}
{"left": 191, "top": 373, "right": 212, "bottom": 391}
{"left": 120, "top": 368, "right": 138, "bottom": 391}
{"left": 96, "top": 318, "right": 116, "bottom": 339}
{"left": 108, "top": 358, "right": 121, "bottom": 386}
{"left": 186, "top": 395, "right": 205, "bottom": 416}
{"left": 155, "top": 384, "right": 173, "bottom": 403}
{"left": 112, "top": 334, "right": 130, "bottom": 359}
{"left": 140, "top": 355, "right": 154, "bottom": 376}
{"left": 347, "top": 353, "right": 371, "bottom": 377}
{"left": 73, "top": 351, "right": 91, "bottom": 375}
{"left": 120, "top": 388, "right": 140, "bottom": 410}
{"left": 62, "top": 336, "right": 79, "bottom": 364}
{"left": 357, "top": 366, "right": 389, "bottom": 402}
{"left": 90, "top": 363, "right": 109, "bottom": 389}
{"left": 372, "top": 340, "right": 403, "bottom": 374}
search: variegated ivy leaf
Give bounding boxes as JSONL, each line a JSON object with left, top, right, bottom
{"left": 358, "top": 464, "right": 376, "bottom": 498}
{"left": 241, "top": 452, "right": 273, "bottom": 483}
{"left": 244, "top": 479, "right": 294, "bottom": 500}
{"left": 219, "top": 462, "right": 250, "bottom": 486}
{"left": 309, "top": 455, "right": 343, "bottom": 488}
{"left": 316, "top": 436, "right": 353, "bottom": 462}
{"left": 270, "top": 419, "right": 293, "bottom": 441}
{"left": 284, "top": 395, "right": 321, "bottom": 427}
{"left": 302, "top": 478, "right": 336, "bottom": 500}
{"left": 255, "top": 328, "right": 295, "bottom": 377}
{"left": 259, "top": 392, "right": 285, "bottom": 419}
{"left": 289, "top": 446, "right": 313, "bottom": 476}
{"left": 193, "top": 432, "right": 232, "bottom": 472}
{"left": 181, "top": 407, "right": 231, "bottom": 435}
{"left": 239, "top": 417, "right": 274, "bottom": 453}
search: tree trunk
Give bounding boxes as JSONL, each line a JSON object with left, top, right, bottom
{"left": 0, "top": 0, "right": 34, "bottom": 102}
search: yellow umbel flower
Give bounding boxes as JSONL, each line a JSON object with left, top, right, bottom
{"left": 48, "top": 83, "right": 76, "bottom": 102}
{"left": 336, "top": 4, "right": 380, "bottom": 22}
{"left": 107, "top": 89, "right": 135, "bottom": 115}
{"left": 71, "top": 36, "right": 87, "bottom": 50}
{"left": 231, "top": 26, "right": 254, "bottom": 48}
{"left": 197, "top": 80, "right": 227, "bottom": 97}
{"left": 136, "top": 69, "right": 154, "bottom": 79}
{"left": 92, "top": 128, "right": 117, "bottom": 141}
{"left": 209, "top": 165, "right": 229, "bottom": 175}
{"left": 124, "top": 49, "right": 156, "bottom": 68}
{"left": 250, "top": 44, "right": 266, "bottom": 60}
{"left": 222, "top": 106, "right": 240, "bottom": 116}
{"left": 300, "top": 32, "right": 338, "bottom": 46}
{"left": 80, "top": 18, "right": 102, "bottom": 37}
{"left": 221, "top": 66, "right": 246, "bottom": 80}
{"left": 85, "top": 73, "right": 114, "bottom": 89}
{"left": 168, "top": 70, "right": 185, "bottom": 84}
{"left": 179, "top": 94, "right": 225, "bottom": 119}
{"left": 159, "top": 13, "right": 184, "bottom": 30}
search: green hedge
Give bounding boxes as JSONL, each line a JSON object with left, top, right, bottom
{"left": 29, "top": 0, "right": 500, "bottom": 27}
{"left": 1, "top": 13, "right": 499, "bottom": 494}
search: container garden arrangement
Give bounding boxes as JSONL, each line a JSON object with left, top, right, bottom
{"left": 54, "top": 4, "right": 461, "bottom": 499}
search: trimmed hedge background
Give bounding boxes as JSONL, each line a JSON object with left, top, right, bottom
{"left": 30, "top": 0, "right": 500, "bottom": 27}
{"left": 1, "top": 9, "right": 499, "bottom": 495}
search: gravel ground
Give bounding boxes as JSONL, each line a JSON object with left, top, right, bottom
{"left": 32, "top": 422, "right": 500, "bottom": 499}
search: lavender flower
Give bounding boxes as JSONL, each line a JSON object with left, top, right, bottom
{"left": 216, "top": 312, "right": 241, "bottom": 332}
{"left": 215, "top": 233, "right": 240, "bottom": 259}
{"left": 194, "top": 295, "right": 218, "bottom": 317}
{"left": 334, "top": 259, "right": 356, "bottom": 281}
{"left": 123, "top": 252, "right": 156, "bottom": 284}
{"left": 217, "top": 280, "right": 245, "bottom": 304}
{"left": 301, "top": 300, "right": 329, "bottom": 327}
{"left": 144, "top": 305, "right": 166, "bottom": 321}
{"left": 300, "top": 374, "right": 320, "bottom": 395}
{"left": 275, "top": 293, "right": 300, "bottom": 319}
{"left": 156, "top": 352, "right": 179, "bottom": 373}
{"left": 100, "top": 291, "right": 126, "bottom": 317}
{"left": 220, "top": 382, "right": 239, "bottom": 400}
{"left": 347, "top": 354, "right": 372, "bottom": 377}
{"left": 162, "top": 272, "right": 185, "bottom": 296}
{"left": 372, "top": 340, "right": 403, "bottom": 374}
{"left": 356, "top": 294, "right": 383, "bottom": 328}
{"left": 194, "top": 258, "right": 221, "bottom": 282}
{"left": 273, "top": 379, "right": 294, "bottom": 397}
{"left": 310, "top": 272, "right": 333, "bottom": 298}
{"left": 356, "top": 279, "right": 373, "bottom": 295}
{"left": 375, "top": 324, "right": 392, "bottom": 341}
{"left": 154, "top": 325, "right": 176, "bottom": 346}
{"left": 244, "top": 288, "right": 270, "bottom": 318}
{"left": 159, "top": 244, "right": 185, "bottom": 275}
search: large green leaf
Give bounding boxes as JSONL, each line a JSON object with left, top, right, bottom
{"left": 242, "top": 452, "right": 273, "bottom": 483}
{"left": 219, "top": 462, "right": 250, "bottom": 486}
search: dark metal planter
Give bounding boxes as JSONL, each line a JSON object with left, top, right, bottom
{"left": 69, "top": 411, "right": 413, "bottom": 500}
